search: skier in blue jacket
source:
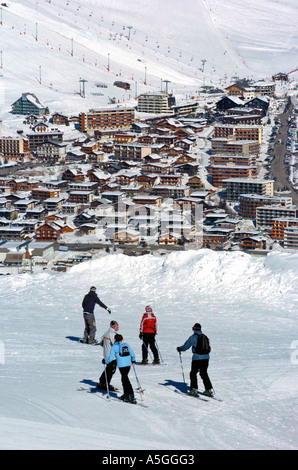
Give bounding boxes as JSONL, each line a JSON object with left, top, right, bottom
{"left": 177, "top": 323, "right": 213, "bottom": 397}
{"left": 103, "top": 334, "right": 136, "bottom": 403}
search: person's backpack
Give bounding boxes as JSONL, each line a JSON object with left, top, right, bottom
{"left": 119, "top": 343, "right": 130, "bottom": 357}
{"left": 195, "top": 334, "right": 211, "bottom": 355}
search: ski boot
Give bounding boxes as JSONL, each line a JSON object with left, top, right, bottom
{"left": 189, "top": 388, "right": 198, "bottom": 397}
{"left": 202, "top": 389, "right": 214, "bottom": 397}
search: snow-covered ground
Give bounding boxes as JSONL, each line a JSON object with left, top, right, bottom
{"left": 0, "top": 0, "right": 297, "bottom": 128}
{"left": 0, "top": 249, "right": 297, "bottom": 450}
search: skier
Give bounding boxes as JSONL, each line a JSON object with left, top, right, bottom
{"left": 103, "top": 334, "right": 136, "bottom": 404}
{"left": 177, "top": 323, "right": 214, "bottom": 397}
{"left": 97, "top": 320, "right": 119, "bottom": 391}
{"left": 82, "top": 286, "right": 111, "bottom": 344}
{"left": 139, "top": 305, "right": 160, "bottom": 364}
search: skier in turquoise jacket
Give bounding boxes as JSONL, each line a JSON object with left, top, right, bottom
{"left": 104, "top": 334, "right": 136, "bottom": 403}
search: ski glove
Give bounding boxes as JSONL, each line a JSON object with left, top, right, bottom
{"left": 176, "top": 347, "right": 181, "bottom": 352}
{"left": 139, "top": 333, "right": 143, "bottom": 340}
{"left": 102, "top": 359, "right": 105, "bottom": 364}
{"left": 107, "top": 308, "right": 111, "bottom": 314}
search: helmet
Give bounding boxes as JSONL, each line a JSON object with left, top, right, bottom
{"left": 90, "top": 286, "right": 96, "bottom": 292}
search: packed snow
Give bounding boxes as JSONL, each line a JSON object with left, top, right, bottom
{"left": 0, "top": 249, "right": 297, "bottom": 450}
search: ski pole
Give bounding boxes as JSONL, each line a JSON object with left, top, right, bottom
{"left": 132, "top": 362, "right": 144, "bottom": 401}
{"left": 178, "top": 351, "right": 188, "bottom": 393}
{"left": 104, "top": 365, "right": 110, "bottom": 400}
{"left": 154, "top": 339, "right": 164, "bottom": 363}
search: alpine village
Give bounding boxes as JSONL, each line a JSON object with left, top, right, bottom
{"left": 1, "top": 73, "right": 298, "bottom": 273}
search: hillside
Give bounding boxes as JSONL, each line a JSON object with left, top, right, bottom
{"left": 0, "top": 0, "right": 297, "bottom": 121}
{"left": 0, "top": 249, "right": 297, "bottom": 449}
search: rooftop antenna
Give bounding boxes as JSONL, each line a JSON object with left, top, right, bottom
{"left": 201, "top": 59, "right": 206, "bottom": 72}
{"left": 79, "top": 78, "right": 87, "bottom": 98}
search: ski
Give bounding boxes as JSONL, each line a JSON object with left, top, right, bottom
{"left": 198, "top": 391, "right": 223, "bottom": 402}
{"left": 79, "top": 339, "right": 101, "bottom": 345}
{"left": 174, "top": 388, "right": 210, "bottom": 402}
{"left": 135, "top": 361, "right": 167, "bottom": 366}
{"left": 109, "top": 396, "right": 149, "bottom": 408}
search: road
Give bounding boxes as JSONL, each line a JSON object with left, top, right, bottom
{"left": 269, "top": 96, "right": 298, "bottom": 206}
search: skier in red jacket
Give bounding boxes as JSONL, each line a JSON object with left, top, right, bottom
{"left": 139, "top": 306, "right": 160, "bottom": 364}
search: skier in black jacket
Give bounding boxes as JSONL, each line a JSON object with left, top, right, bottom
{"left": 82, "top": 286, "right": 111, "bottom": 344}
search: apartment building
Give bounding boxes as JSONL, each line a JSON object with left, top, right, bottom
{"left": 79, "top": 107, "right": 135, "bottom": 132}
{"left": 0, "top": 136, "right": 30, "bottom": 160}
{"left": 239, "top": 194, "right": 293, "bottom": 218}
{"left": 27, "top": 130, "right": 63, "bottom": 151}
{"left": 284, "top": 227, "right": 298, "bottom": 249}
{"left": 211, "top": 137, "right": 260, "bottom": 155}
{"left": 271, "top": 218, "right": 298, "bottom": 240}
{"left": 213, "top": 124, "right": 263, "bottom": 144}
{"left": 137, "top": 92, "right": 176, "bottom": 114}
{"left": 209, "top": 164, "right": 257, "bottom": 187}
{"left": 223, "top": 178, "right": 274, "bottom": 201}
{"left": 114, "top": 143, "right": 151, "bottom": 161}
{"left": 256, "top": 205, "right": 297, "bottom": 228}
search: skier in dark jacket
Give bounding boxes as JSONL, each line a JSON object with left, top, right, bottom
{"left": 177, "top": 323, "right": 213, "bottom": 397}
{"left": 82, "top": 286, "right": 111, "bottom": 344}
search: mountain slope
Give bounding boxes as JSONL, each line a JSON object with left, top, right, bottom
{"left": 0, "top": 0, "right": 297, "bottom": 116}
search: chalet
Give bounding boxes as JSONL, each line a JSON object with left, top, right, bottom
{"left": 141, "top": 162, "right": 171, "bottom": 175}
{"left": 11, "top": 93, "right": 49, "bottom": 116}
{"left": 0, "top": 207, "right": 19, "bottom": 220}
{"left": 187, "top": 175, "right": 204, "bottom": 190}
{"left": 35, "top": 222, "right": 62, "bottom": 241}
{"left": 79, "top": 223, "right": 98, "bottom": 235}
{"left": 158, "top": 232, "right": 182, "bottom": 245}
{"left": 13, "top": 199, "right": 38, "bottom": 212}
{"left": 216, "top": 96, "right": 244, "bottom": 112}
{"left": 152, "top": 185, "right": 190, "bottom": 199}
{"left": 176, "top": 162, "right": 199, "bottom": 176}
{"left": 225, "top": 82, "right": 255, "bottom": 99}
{"left": 32, "top": 122, "right": 49, "bottom": 133}
{"left": 74, "top": 211, "right": 96, "bottom": 227}
{"left": 31, "top": 188, "right": 61, "bottom": 201}
{"left": 243, "top": 96, "right": 270, "bottom": 114}
{"left": 132, "top": 195, "right": 162, "bottom": 207}
{"left": 68, "top": 191, "right": 94, "bottom": 205}
{"left": 69, "top": 182, "right": 98, "bottom": 193}
{"left": 136, "top": 174, "right": 158, "bottom": 188}
{"left": 115, "top": 169, "right": 139, "bottom": 186}
{"left": 51, "top": 113, "right": 69, "bottom": 125}
{"left": 43, "top": 197, "right": 66, "bottom": 211}
{"left": 62, "top": 168, "right": 85, "bottom": 183}
{"left": 114, "top": 229, "right": 140, "bottom": 244}
{"left": 25, "top": 206, "right": 47, "bottom": 220}
{"left": 239, "top": 235, "right": 267, "bottom": 250}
